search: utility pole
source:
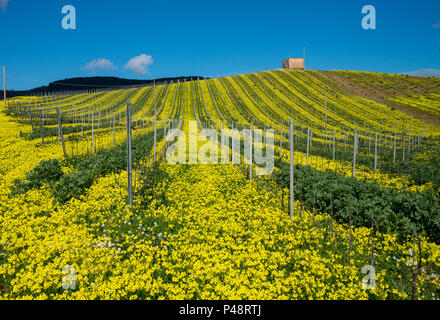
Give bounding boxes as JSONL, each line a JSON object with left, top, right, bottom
{"left": 325, "top": 94, "right": 327, "bottom": 137}
{"left": 2, "top": 66, "right": 6, "bottom": 107}
{"left": 303, "top": 47, "right": 306, "bottom": 70}
{"left": 153, "top": 76, "right": 157, "bottom": 163}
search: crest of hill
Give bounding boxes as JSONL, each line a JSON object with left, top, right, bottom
{"left": 2, "top": 75, "right": 207, "bottom": 98}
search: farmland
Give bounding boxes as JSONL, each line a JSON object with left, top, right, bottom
{"left": 1, "top": 70, "right": 440, "bottom": 300}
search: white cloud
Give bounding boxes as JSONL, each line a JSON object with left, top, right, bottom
{"left": 82, "top": 58, "right": 117, "bottom": 74}
{"left": 124, "top": 54, "right": 153, "bottom": 76}
{"left": 0, "top": 0, "right": 11, "bottom": 12}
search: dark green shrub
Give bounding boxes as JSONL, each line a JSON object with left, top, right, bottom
{"left": 10, "top": 159, "right": 63, "bottom": 196}
{"left": 273, "top": 158, "right": 440, "bottom": 243}
{"left": 10, "top": 130, "right": 164, "bottom": 204}
{"left": 52, "top": 171, "right": 94, "bottom": 204}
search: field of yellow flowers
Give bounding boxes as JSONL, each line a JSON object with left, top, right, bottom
{"left": 2, "top": 69, "right": 440, "bottom": 300}
{"left": 1, "top": 104, "right": 440, "bottom": 300}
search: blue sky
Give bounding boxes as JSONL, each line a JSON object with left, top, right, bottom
{"left": 0, "top": 0, "right": 440, "bottom": 90}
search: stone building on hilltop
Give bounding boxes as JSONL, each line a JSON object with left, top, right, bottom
{"left": 282, "top": 58, "right": 305, "bottom": 70}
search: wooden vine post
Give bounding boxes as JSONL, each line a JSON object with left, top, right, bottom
{"left": 91, "top": 110, "right": 95, "bottom": 153}
{"left": 29, "top": 104, "right": 33, "bottom": 129}
{"left": 39, "top": 111, "right": 44, "bottom": 145}
{"left": 56, "top": 107, "right": 67, "bottom": 157}
{"left": 289, "top": 119, "right": 294, "bottom": 220}
{"left": 113, "top": 113, "right": 116, "bottom": 145}
{"left": 306, "top": 128, "right": 310, "bottom": 165}
{"left": 332, "top": 129, "right": 336, "bottom": 161}
{"left": 163, "top": 116, "right": 168, "bottom": 156}
{"left": 374, "top": 132, "right": 378, "bottom": 171}
{"left": 368, "top": 133, "right": 371, "bottom": 155}
{"left": 352, "top": 130, "right": 358, "bottom": 178}
{"left": 249, "top": 123, "right": 253, "bottom": 182}
{"left": 280, "top": 125, "right": 283, "bottom": 157}
{"left": 348, "top": 203, "right": 353, "bottom": 264}
{"left": 81, "top": 110, "right": 84, "bottom": 137}
{"left": 126, "top": 102, "right": 133, "bottom": 207}
{"left": 2, "top": 66, "right": 5, "bottom": 108}
{"left": 402, "top": 133, "right": 405, "bottom": 161}
{"left": 324, "top": 95, "right": 328, "bottom": 137}
{"left": 231, "top": 123, "right": 236, "bottom": 164}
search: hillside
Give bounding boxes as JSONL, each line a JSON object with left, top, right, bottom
{"left": 1, "top": 75, "right": 207, "bottom": 99}
{"left": 1, "top": 69, "right": 440, "bottom": 300}
{"left": 7, "top": 69, "right": 440, "bottom": 134}
{"left": 323, "top": 71, "right": 440, "bottom": 124}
